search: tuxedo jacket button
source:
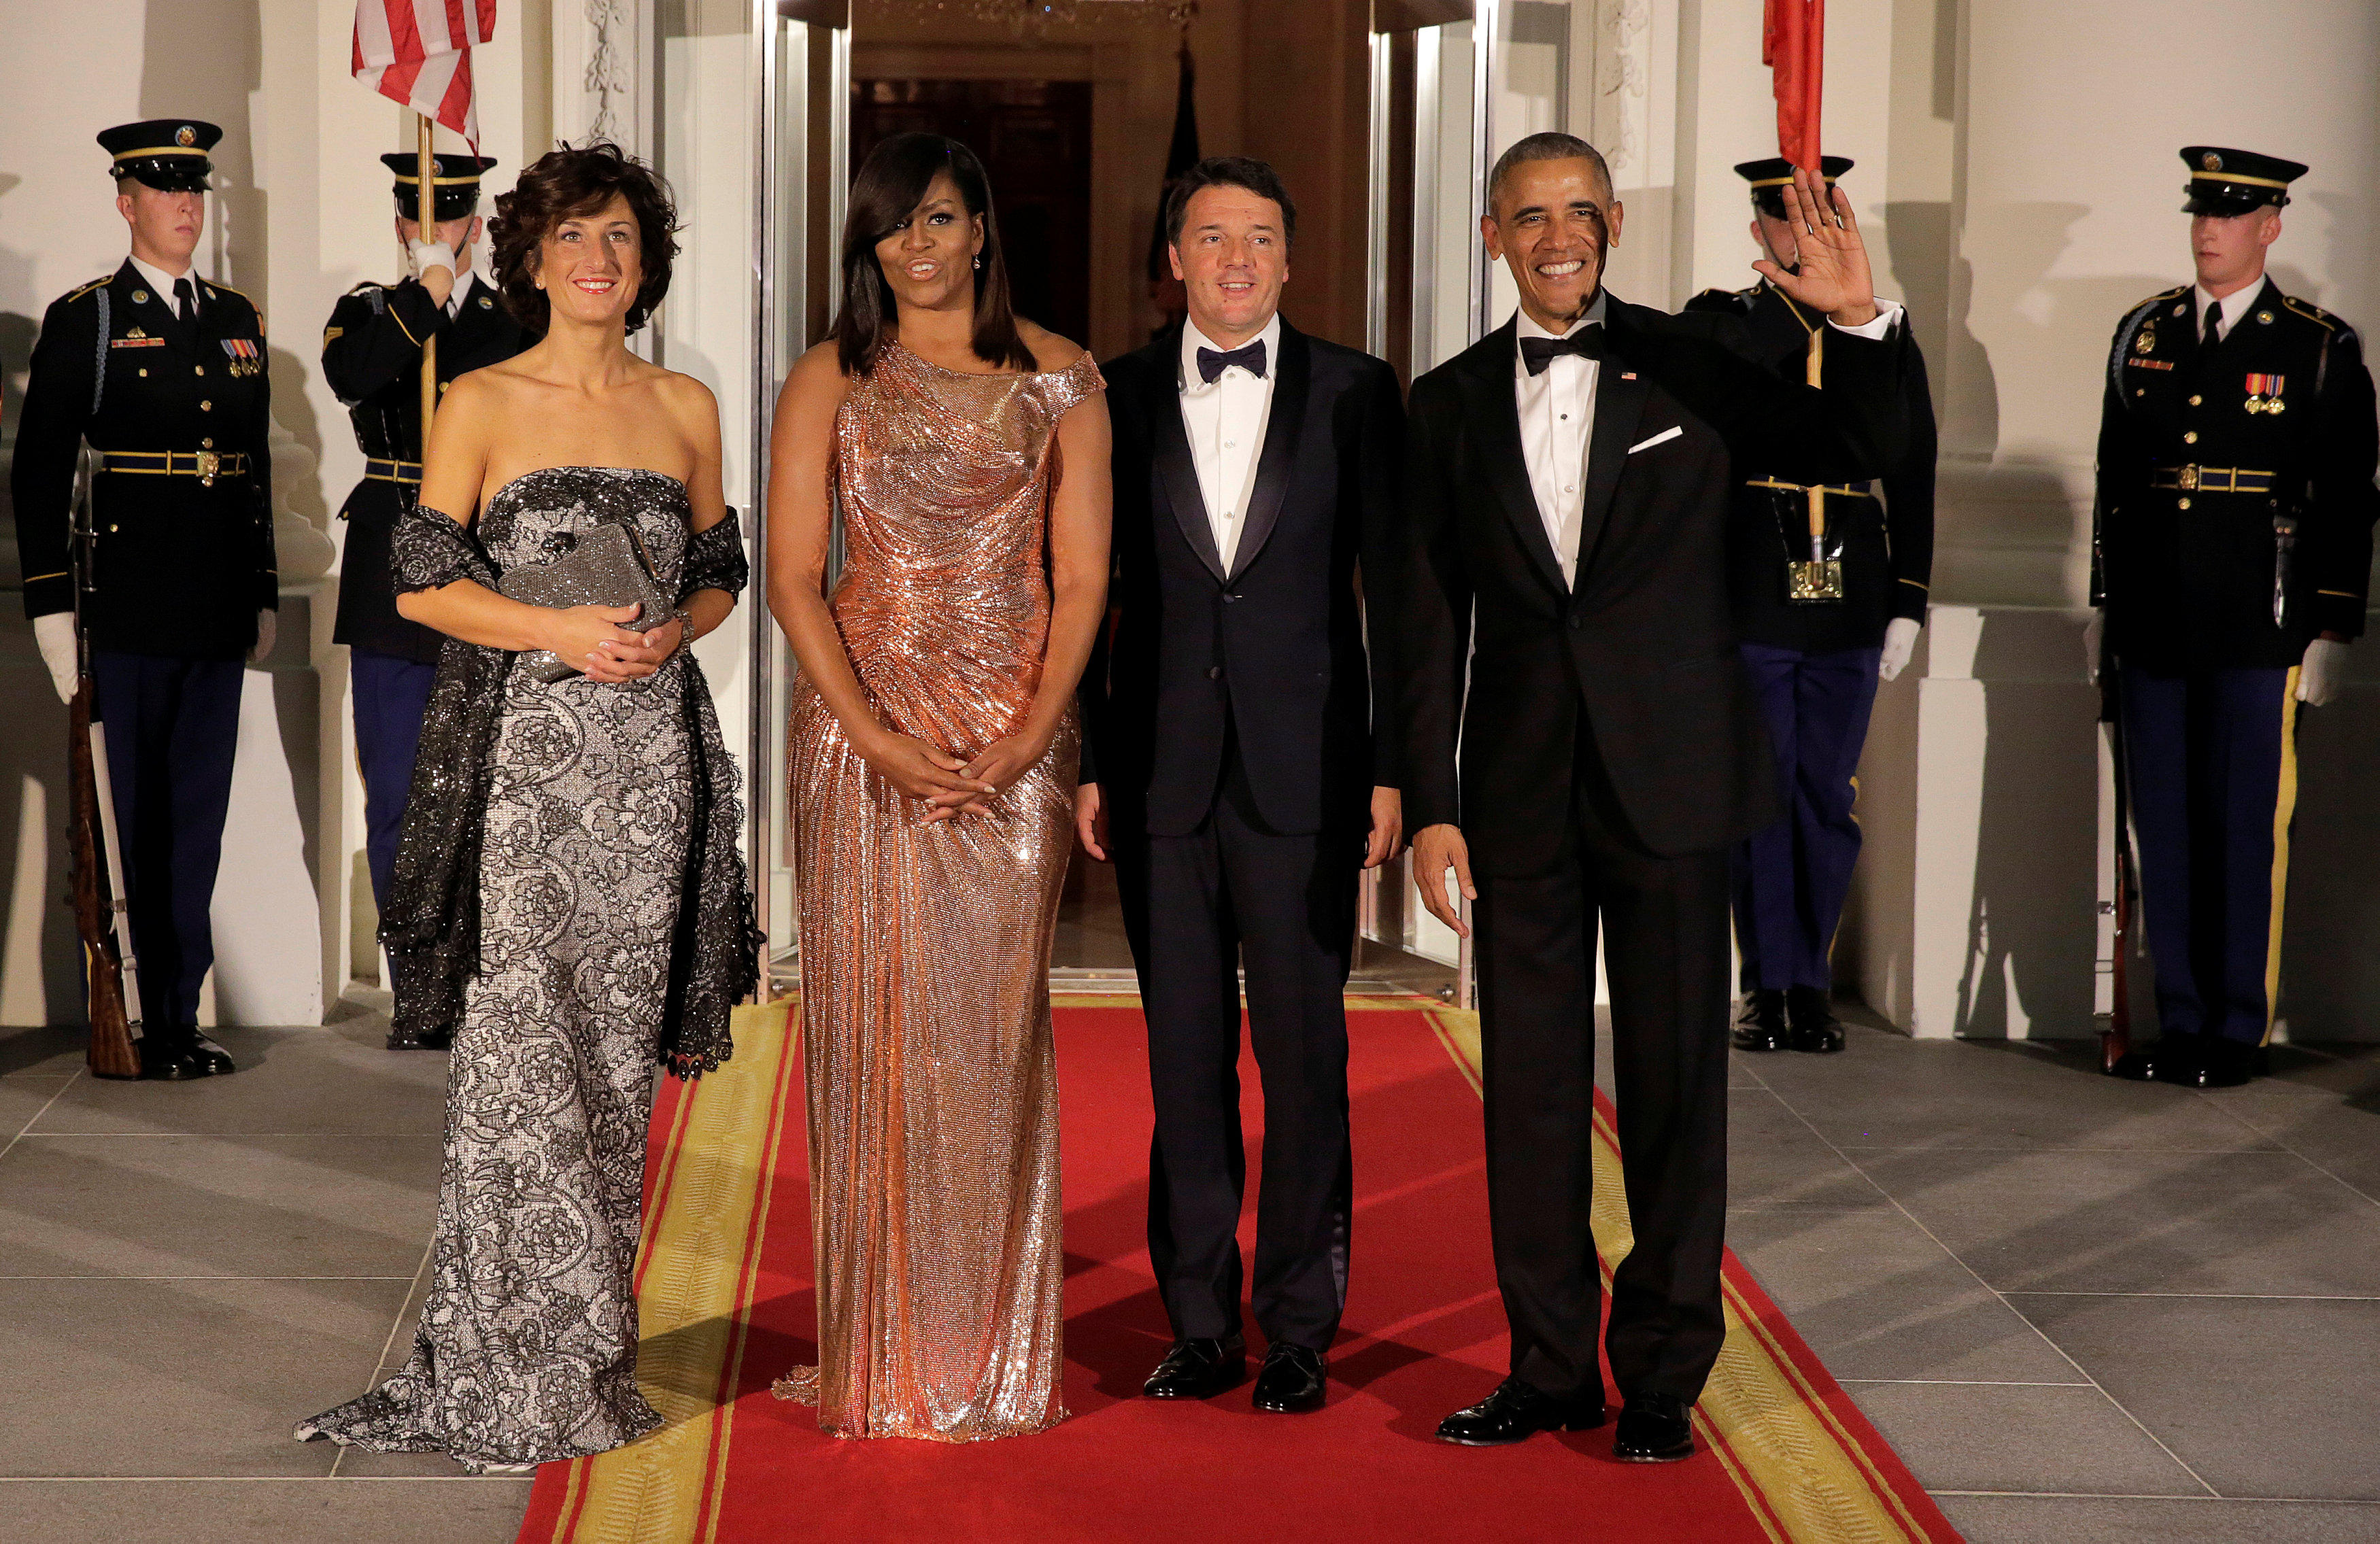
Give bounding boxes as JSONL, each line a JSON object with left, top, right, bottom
{"left": 1208, "top": 666, "right": 1222, "bottom": 679}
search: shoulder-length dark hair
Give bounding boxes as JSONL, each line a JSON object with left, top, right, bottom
{"left": 488, "top": 141, "right": 681, "bottom": 335}
{"left": 834, "top": 133, "right": 1035, "bottom": 377}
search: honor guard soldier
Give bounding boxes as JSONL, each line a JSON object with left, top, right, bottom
{"left": 2093, "top": 148, "right": 2378, "bottom": 1088}
{"left": 10, "top": 120, "right": 276, "bottom": 1079}
{"left": 320, "top": 153, "right": 525, "bottom": 1050}
{"left": 1687, "top": 157, "right": 1937, "bottom": 1055}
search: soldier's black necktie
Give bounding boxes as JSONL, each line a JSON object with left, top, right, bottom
{"left": 2202, "top": 298, "right": 2222, "bottom": 351}
{"left": 173, "top": 277, "right": 195, "bottom": 325}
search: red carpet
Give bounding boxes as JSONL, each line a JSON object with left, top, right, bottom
{"left": 516, "top": 998, "right": 1960, "bottom": 1543}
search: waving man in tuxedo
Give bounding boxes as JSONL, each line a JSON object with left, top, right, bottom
{"left": 1399, "top": 134, "right": 1914, "bottom": 1461}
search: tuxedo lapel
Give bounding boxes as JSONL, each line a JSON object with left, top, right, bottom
{"left": 1223, "top": 321, "right": 1309, "bottom": 583}
{"left": 1574, "top": 328, "right": 1651, "bottom": 577}
{"left": 1150, "top": 342, "right": 1228, "bottom": 583}
{"left": 1458, "top": 322, "right": 1568, "bottom": 599}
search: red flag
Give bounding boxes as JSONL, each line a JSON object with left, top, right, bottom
{"left": 353, "top": 1, "right": 498, "bottom": 152}
{"left": 1763, "top": 0, "right": 1824, "bottom": 173}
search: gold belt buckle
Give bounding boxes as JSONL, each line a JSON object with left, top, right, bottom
{"left": 194, "top": 449, "right": 220, "bottom": 487}
{"left": 2176, "top": 463, "right": 2199, "bottom": 492}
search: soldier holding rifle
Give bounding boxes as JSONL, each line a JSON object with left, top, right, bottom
{"left": 2093, "top": 147, "right": 2379, "bottom": 1087}
{"left": 12, "top": 120, "right": 276, "bottom": 1080}
{"left": 320, "top": 152, "right": 523, "bottom": 1050}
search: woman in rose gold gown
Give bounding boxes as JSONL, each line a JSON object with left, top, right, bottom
{"left": 764, "top": 133, "right": 1110, "bottom": 1441}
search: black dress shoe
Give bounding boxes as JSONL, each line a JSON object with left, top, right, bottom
{"left": 186, "top": 1031, "right": 237, "bottom": 1076}
{"left": 1612, "top": 1394, "right": 1695, "bottom": 1462}
{"left": 1143, "top": 1336, "right": 1245, "bottom": 1400}
{"left": 386, "top": 1023, "right": 454, "bottom": 1052}
{"left": 1731, "top": 989, "right": 1790, "bottom": 1053}
{"left": 1251, "top": 1341, "right": 1327, "bottom": 1413}
{"left": 1784, "top": 987, "right": 1846, "bottom": 1054}
{"left": 139, "top": 1037, "right": 205, "bottom": 1081}
{"left": 2169, "top": 1037, "right": 2267, "bottom": 1088}
{"left": 2109, "top": 1033, "right": 2195, "bottom": 1082}
{"left": 1435, "top": 1377, "right": 1605, "bottom": 1446}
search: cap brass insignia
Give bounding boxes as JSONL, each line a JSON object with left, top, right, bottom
{"left": 2136, "top": 330, "right": 2156, "bottom": 354}
{"left": 2258, "top": 309, "right": 2275, "bottom": 324}
{"left": 2202, "top": 151, "right": 2222, "bottom": 171}
{"left": 175, "top": 125, "right": 197, "bottom": 147}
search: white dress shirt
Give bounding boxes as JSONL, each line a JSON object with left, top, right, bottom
{"left": 445, "top": 266, "right": 478, "bottom": 320}
{"left": 1512, "top": 294, "right": 1608, "bottom": 589}
{"left": 1512, "top": 292, "right": 1907, "bottom": 589}
{"left": 1178, "top": 312, "right": 1282, "bottom": 572}
{"left": 127, "top": 254, "right": 199, "bottom": 318}
{"left": 2195, "top": 275, "right": 2266, "bottom": 345}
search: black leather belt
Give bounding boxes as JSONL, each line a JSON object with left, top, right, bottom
{"left": 2150, "top": 464, "right": 2275, "bottom": 495}
{"left": 365, "top": 458, "right": 423, "bottom": 484}
{"left": 97, "top": 449, "right": 250, "bottom": 487}
{"left": 1745, "top": 478, "right": 1875, "bottom": 499}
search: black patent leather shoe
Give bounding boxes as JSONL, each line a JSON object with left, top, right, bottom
{"left": 1435, "top": 1377, "right": 1605, "bottom": 1446}
{"left": 2168, "top": 1037, "right": 2266, "bottom": 1088}
{"left": 1785, "top": 987, "right": 1846, "bottom": 1053}
{"left": 1612, "top": 1394, "right": 1696, "bottom": 1462}
{"left": 1251, "top": 1341, "right": 1327, "bottom": 1413}
{"left": 186, "top": 1031, "right": 237, "bottom": 1076}
{"left": 1143, "top": 1336, "right": 1246, "bottom": 1400}
{"left": 2109, "top": 1033, "right": 2192, "bottom": 1081}
{"left": 1731, "top": 989, "right": 1790, "bottom": 1053}
{"left": 386, "top": 1023, "right": 454, "bottom": 1052}
{"left": 139, "top": 1035, "right": 205, "bottom": 1081}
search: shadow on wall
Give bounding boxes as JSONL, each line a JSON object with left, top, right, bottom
{"left": 0, "top": 630, "right": 84, "bottom": 1028}
{"left": 2279, "top": 685, "right": 2380, "bottom": 1041}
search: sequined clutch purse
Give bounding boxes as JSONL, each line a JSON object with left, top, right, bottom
{"left": 498, "top": 521, "right": 677, "bottom": 683}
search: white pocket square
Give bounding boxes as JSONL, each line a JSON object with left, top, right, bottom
{"left": 1627, "top": 426, "right": 1684, "bottom": 454}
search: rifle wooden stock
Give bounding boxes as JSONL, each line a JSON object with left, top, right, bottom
{"left": 67, "top": 681, "right": 141, "bottom": 1078}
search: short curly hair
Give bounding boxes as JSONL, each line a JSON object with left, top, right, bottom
{"left": 488, "top": 141, "right": 680, "bottom": 335}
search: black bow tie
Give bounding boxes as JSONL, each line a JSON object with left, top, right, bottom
{"left": 1195, "top": 339, "right": 1268, "bottom": 383}
{"left": 1519, "top": 327, "right": 1605, "bottom": 376}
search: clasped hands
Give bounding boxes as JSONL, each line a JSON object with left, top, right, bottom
{"left": 543, "top": 602, "right": 685, "bottom": 684}
{"left": 863, "top": 727, "right": 1049, "bottom": 823}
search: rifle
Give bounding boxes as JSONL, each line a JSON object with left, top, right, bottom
{"left": 63, "top": 449, "right": 143, "bottom": 1078}
{"left": 2096, "top": 649, "right": 2137, "bottom": 1074}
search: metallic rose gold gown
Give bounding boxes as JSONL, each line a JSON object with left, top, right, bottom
{"left": 776, "top": 342, "right": 1102, "bottom": 1441}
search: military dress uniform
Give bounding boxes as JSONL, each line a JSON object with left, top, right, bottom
{"left": 321, "top": 154, "right": 524, "bottom": 993}
{"left": 1686, "top": 158, "right": 1937, "bottom": 1052}
{"left": 8, "top": 121, "right": 273, "bottom": 1075}
{"left": 2097, "top": 148, "right": 2379, "bottom": 1086}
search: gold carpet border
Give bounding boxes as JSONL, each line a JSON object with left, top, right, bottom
{"left": 1418, "top": 1004, "right": 1937, "bottom": 1544}
{"left": 551, "top": 999, "right": 798, "bottom": 1544}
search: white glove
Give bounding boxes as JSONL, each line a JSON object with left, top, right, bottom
{"left": 2082, "top": 608, "right": 2105, "bottom": 685}
{"left": 33, "top": 612, "right": 78, "bottom": 705}
{"left": 407, "top": 239, "right": 458, "bottom": 281}
{"left": 2298, "top": 638, "right": 2348, "bottom": 706}
{"left": 251, "top": 608, "right": 277, "bottom": 664}
{"left": 1877, "top": 616, "right": 1921, "bottom": 682}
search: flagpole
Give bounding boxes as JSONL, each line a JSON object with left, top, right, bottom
{"left": 418, "top": 111, "right": 438, "bottom": 459}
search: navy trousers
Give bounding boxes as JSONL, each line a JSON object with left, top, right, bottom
{"left": 2118, "top": 664, "right": 2296, "bottom": 1047}
{"left": 91, "top": 653, "right": 243, "bottom": 1031}
{"left": 351, "top": 648, "right": 440, "bottom": 914}
{"left": 1731, "top": 642, "right": 1881, "bottom": 992}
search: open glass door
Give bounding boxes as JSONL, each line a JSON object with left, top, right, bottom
{"left": 752, "top": 0, "right": 851, "bottom": 993}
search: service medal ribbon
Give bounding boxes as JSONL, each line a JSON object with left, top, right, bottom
{"left": 2245, "top": 372, "right": 2285, "bottom": 413}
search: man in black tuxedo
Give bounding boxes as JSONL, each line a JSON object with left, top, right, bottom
{"left": 1076, "top": 156, "right": 1405, "bottom": 1416}
{"left": 1399, "top": 135, "right": 1913, "bottom": 1460}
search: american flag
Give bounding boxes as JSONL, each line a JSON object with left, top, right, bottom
{"left": 353, "top": 1, "right": 498, "bottom": 151}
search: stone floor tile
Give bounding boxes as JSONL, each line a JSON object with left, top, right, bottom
{"left": 1725, "top": 1087, "right": 1893, "bottom": 1209}
{"left": 0, "top": 1133, "right": 438, "bottom": 1279}
{"left": 1841, "top": 1381, "right": 2203, "bottom": 1496}
{"left": 1726, "top": 1207, "right": 2081, "bottom": 1383}
{"left": 0, "top": 1478, "right": 533, "bottom": 1544}
{"left": 27, "top": 1025, "right": 448, "bottom": 1137}
{"left": 2008, "top": 1292, "right": 2380, "bottom": 1500}
{"left": 0, "top": 1277, "right": 411, "bottom": 1477}
{"left": 1852, "top": 1146, "right": 2380, "bottom": 1296}
{"left": 1936, "top": 1494, "right": 2380, "bottom": 1544}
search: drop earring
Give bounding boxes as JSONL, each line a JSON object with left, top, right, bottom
{"left": 973, "top": 254, "right": 983, "bottom": 270}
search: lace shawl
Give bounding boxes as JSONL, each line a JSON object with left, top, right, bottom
{"left": 381, "top": 503, "right": 762, "bottom": 1078}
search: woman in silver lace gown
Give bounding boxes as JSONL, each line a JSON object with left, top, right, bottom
{"left": 297, "top": 145, "right": 758, "bottom": 1473}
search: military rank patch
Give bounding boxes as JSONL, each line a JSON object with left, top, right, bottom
{"left": 2245, "top": 373, "right": 2286, "bottom": 413}
{"left": 222, "top": 337, "right": 263, "bottom": 377}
